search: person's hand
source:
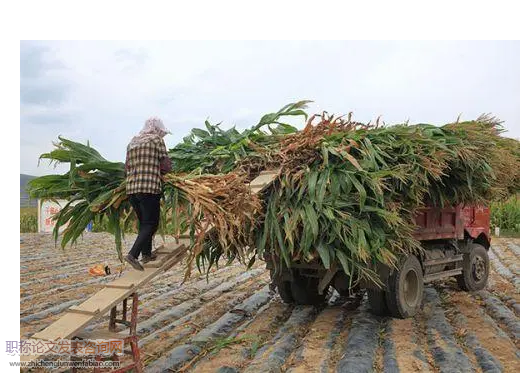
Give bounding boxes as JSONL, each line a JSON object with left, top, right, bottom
{"left": 160, "top": 156, "right": 172, "bottom": 175}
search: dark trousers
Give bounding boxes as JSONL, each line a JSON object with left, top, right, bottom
{"left": 128, "top": 193, "right": 161, "bottom": 259}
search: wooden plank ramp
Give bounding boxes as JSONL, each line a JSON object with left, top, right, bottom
{"left": 20, "top": 170, "right": 280, "bottom": 367}
{"left": 20, "top": 243, "right": 187, "bottom": 365}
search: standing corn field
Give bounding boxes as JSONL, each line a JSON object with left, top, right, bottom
{"left": 490, "top": 194, "right": 520, "bottom": 237}
{"left": 20, "top": 207, "right": 38, "bottom": 233}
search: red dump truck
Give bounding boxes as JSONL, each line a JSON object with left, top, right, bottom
{"left": 266, "top": 205, "right": 491, "bottom": 318}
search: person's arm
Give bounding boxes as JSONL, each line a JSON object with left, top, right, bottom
{"left": 159, "top": 139, "right": 172, "bottom": 175}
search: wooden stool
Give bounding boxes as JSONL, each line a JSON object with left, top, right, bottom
{"left": 71, "top": 293, "right": 142, "bottom": 373}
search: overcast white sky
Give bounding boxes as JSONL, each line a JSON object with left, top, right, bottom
{"left": 20, "top": 40, "right": 519, "bottom": 176}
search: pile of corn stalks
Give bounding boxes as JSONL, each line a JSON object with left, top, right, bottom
{"left": 28, "top": 101, "right": 520, "bottom": 284}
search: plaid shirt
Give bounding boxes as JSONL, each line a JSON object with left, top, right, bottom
{"left": 125, "top": 136, "right": 170, "bottom": 194}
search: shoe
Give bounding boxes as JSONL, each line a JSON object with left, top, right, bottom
{"left": 125, "top": 254, "right": 144, "bottom": 271}
{"left": 142, "top": 254, "right": 157, "bottom": 263}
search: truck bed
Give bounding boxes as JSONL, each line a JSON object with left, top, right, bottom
{"left": 414, "top": 205, "right": 490, "bottom": 242}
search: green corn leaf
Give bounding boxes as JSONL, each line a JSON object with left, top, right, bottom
{"left": 316, "top": 242, "right": 331, "bottom": 269}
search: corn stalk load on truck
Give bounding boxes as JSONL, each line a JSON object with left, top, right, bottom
{"left": 23, "top": 105, "right": 518, "bottom": 371}
{"left": 264, "top": 195, "right": 491, "bottom": 319}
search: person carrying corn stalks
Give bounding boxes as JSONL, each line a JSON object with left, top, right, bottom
{"left": 124, "top": 117, "right": 173, "bottom": 271}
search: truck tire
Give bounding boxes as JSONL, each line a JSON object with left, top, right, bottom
{"left": 368, "top": 288, "right": 390, "bottom": 316}
{"left": 277, "top": 280, "right": 294, "bottom": 303}
{"left": 385, "top": 255, "right": 424, "bottom": 319}
{"left": 269, "top": 268, "right": 294, "bottom": 303}
{"left": 290, "top": 270, "right": 327, "bottom": 305}
{"left": 457, "top": 244, "right": 490, "bottom": 291}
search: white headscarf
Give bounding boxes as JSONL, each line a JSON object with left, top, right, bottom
{"left": 129, "top": 117, "right": 171, "bottom": 147}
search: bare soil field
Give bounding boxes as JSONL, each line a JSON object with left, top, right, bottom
{"left": 20, "top": 233, "right": 520, "bottom": 372}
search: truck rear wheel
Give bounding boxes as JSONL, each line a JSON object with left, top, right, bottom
{"left": 457, "top": 244, "right": 490, "bottom": 291}
{"left": 368, "top": 288, "right": 390, "bottom": 316}
{"left": 290, "top": 270, "right": 327, "bottom": 306}
{"left": 270, "top": 269, "right": 295, "bottom": 303}
{"left": 277, "top": 280, "right": 294, "bottom": 303}
{"left": 385, "top": 255, "right": 424, "bottom": 318}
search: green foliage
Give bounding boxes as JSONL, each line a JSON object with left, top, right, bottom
{"left": 20, "top": 207, "right": 37, "bottom": 215}
{"left": 20, "top": 211, "right": 38, "bottom": 233}
{"left": 28, "top": 137, "right": 129, "bottom": 261}
{"left": 91, "top": 213, "right": 138, "bottom": 233}
{"left": 490, "top": 195, "right": 520, "bottom": 235}
{"left": 208, "top": 335, "right": 254, "bottom": 355}
{"left": 168, "top": 100, "right": 310, "bottom": 174}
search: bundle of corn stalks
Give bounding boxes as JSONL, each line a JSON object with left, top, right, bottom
{"left": 28, "top": 102, "right": 308, "bottom": 271}
{"left": 249, "top": 113, "right": 519, "bottom": 285}
{"left": 168, "top": 101, "right": 309, "bottom": 177}
{"left": 28, "top": 101, "right": 519, "bottom": 284}
{"left": 163, "top": 172, "right": 261, "bottom": 279}
{"left": 28, "top": 138, "right": 128, "bottom": 256}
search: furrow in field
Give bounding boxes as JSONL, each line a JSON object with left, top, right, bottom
{"left": 190, "top": 298, "right": 293, "bottom": 373}
{"left": 486, "top": 270, "right": 520, "bottom": 316}
{"left": 284, "top": 306, "right": 348, "bottom": 373}
{"left": 441, "top": 287, "right": 519, "bottom": 372}
{"left": 505, "top": 242, "right": 520, "bottom": 257}
{"left": 387, "top": 314, "right": 432, "bottom": 372}
{"left": 19, "top": 234, "right": 522, "bottom": 373}
{"left": 21, "top": 262, "right": 251, "bottom": 339}
{"left": 335, "top": 299, "right": 382, "bottom": 373}
{"left": 20, "top": 298, "right": 87, "bottom": 325}
{"left": 144, "top": 285, "right": 272, "bottom": 372}
{"left": 371, "top": 319, "right": 386, "bottom": 373}
{"left": 322, "top": 299, "right": 359, "bottom": 372}
{"left": 20, "top": 263, "right": 191, "bottom": 328}
{"left": 20, "top": 276, "right": 120, "bottom": 313}
{"left": 59, "top": 264, "right": 251, "bottom": 339}
{"left": 474, "top": 290, "right": 520, "bottom": 344}
{"left": 143, "top": 285, "right": 264, "bottom": 353}
{"left": 489, "top": 249, "right": 520, "bottom": 289}
{"left": 20, "top": 257, "right": 188, "bottom": 298}
{"left": 136, "top": 270, "right": 267, "bottom": 337}
{"left": 83, "top": 269, "right": 268, "bottom": 345}
{"left": 422, "top": 287, "right": 475, "bottom": 372}
{"left": 20, "top": 262, "right": 111, "bottom": 286}
{"left": 435, "top": 287, "right": 487, "bottom": 372}
{"left": 242, "top": 305, "right": 317, "bottom": 373}
{"left": 412, "top": 303, "right": 439, "bottom": 372}
{"left": 491, "top": 245, "right": 520, "bottom": 276}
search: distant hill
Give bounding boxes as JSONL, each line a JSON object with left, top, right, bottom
{"left": 20, "top": 174, "right": 38, "bottom": 207}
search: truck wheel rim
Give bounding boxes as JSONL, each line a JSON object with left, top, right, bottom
{"left": 403, "top": 269, "right": 419, "bottom": 306}
{"left": 472, "top": 255, "right": 486, "bottom": 281}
